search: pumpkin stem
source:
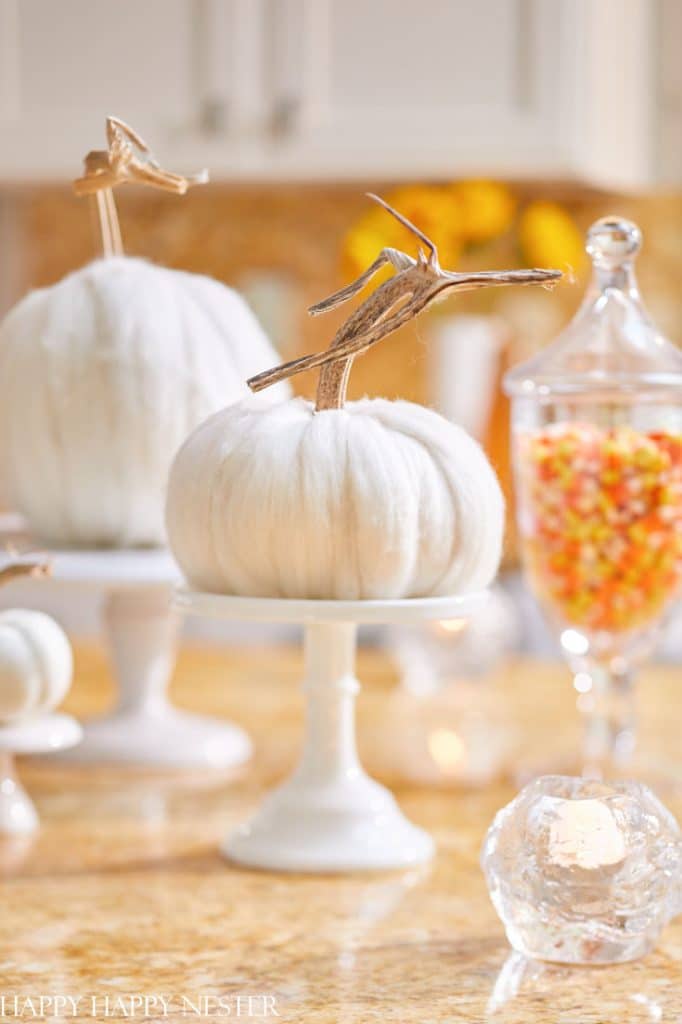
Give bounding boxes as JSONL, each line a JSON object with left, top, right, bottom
{"left": 247, "top": 195, "right": 562, "bottom": 410}
{"left": 0, "top": 554, "right": 51, "bottom": 588}
{"left": 93, "top": 189, "right": 124, "bottom": 258}
{"left": 73, "top": 116, "right": 208, "bottom": 259}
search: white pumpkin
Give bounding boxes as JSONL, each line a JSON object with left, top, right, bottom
{"left": 166, "top": 394, "right": 505, "bottom": 600}
{"left": 0, "top": 257, "right": 288, "bottom": 547}
{"left": 166, "top": 196, "right": 561, "bottom": 601}
{"left": 0, "top": 610, "right": 73, "bottom": 724}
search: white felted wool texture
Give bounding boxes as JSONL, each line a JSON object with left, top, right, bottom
{"left": 166, "top": 394, "right": 505, "bottom": 600}
{"left": 0, "top": 609, "right": 73, "bottom": 724}
{"left": 0, "top": 257, "right": 288, "bottom": 547}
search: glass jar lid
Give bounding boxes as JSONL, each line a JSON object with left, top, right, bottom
{"left": 504, "top": 217, "right": 682, "bottom": 399}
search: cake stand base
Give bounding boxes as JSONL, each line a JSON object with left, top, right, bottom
{"left": 224, "top": 772, "right": 433, "bottom": 872}
{"left": 0, "top": 713, "right": 82, "bottom": 833}
{"left": 178, "top": 591, "right": 487, "bottom": 873}
{"left": 65, "top": 705, "right": 252, "bottom": 770}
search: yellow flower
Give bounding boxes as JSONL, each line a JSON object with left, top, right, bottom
{"left": 342, "top": 218, "right": 394, "bottom": 286}
{"left": 341, "top": 185, "right": 463, "bottom": 280}
{"left": 341, "top": 203, "right": 394, "bottom": 283}
{"left": 519, "top": 201, "right": 586, "bottom": 275}
{"left": 381, "top": 185, "right": 464, "bottom": 269}
{"left": 451, "top": 180, "right": 516, "bottom": 244}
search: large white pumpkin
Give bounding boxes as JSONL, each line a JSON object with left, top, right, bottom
{"left": 0, "top": 610, "right": 73, "bottom": 724}
{"left": 0, "top": 257, "right": 287, "bottom": 547}
{"left": 166, "top": 394, "right": 504, "bottom": 600}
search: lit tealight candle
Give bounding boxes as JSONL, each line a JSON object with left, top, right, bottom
{"left": 434, "top": 618, "right": 467, "bottom": 636}
{"left": 428, "top": 728, "right": 466, "bottom": 773}
{"left": 548, "top": 798, "right": 627, "bottom": 870}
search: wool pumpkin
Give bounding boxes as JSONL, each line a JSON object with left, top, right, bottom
{"left": 0, "top": 257, "right": 288, "bottom": 547}
{"left": 167, "top": 394, "right": 504, "bottom": 599}
{"left": 167, "top": 197, "right": 561, "bottom": 601}
{"left": 0, "top": 609, "right": 73, "bottom": 724}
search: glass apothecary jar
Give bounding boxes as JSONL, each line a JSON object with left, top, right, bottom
{"left": 504, "top": 217, "right": 682, "bottom": 778}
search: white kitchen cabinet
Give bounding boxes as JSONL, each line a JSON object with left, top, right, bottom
{"left": 659, "top": 0, "right": 682, "bottom": 184}
{"left": 0, "top": 0, "right": 676, "bottom": 188}
{"left": 0, "top": 0, "right": 201, "bottom": 179}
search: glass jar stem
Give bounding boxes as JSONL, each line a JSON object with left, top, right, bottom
{"left": 581, "top": 662, "right": 636, "bottom": 778}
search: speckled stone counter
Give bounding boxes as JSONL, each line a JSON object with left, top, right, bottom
{"left": 1, "top": 646, "right": 680, "bottom": 1023}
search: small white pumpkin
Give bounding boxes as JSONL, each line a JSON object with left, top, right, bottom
{"left": 0, "top": 609, "right": 73, "bottom": 724}
{"left": 0, "top": 257, "right": 288, "bottom": 547}
{"left": 167, "top": 196, "right": 560, "bottom": 602}
{"left": 167, "top": 393, "right": 504, "bottom": 599}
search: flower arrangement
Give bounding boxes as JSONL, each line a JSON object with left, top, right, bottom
{"left": 342, "top": 180, "right": 585, "bottom": 286}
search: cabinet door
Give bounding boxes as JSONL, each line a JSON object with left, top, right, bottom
{"left": 0, "top": 0, "right": 666, "bottom": 187}
{"left": 256, "top": 0, "right": 660, "bottom": 188}
{"left": 259, "top": 0, "right": 564, "bottom": 180}
{"left": 0, "top": 0, "right": 197, "bottom": 179}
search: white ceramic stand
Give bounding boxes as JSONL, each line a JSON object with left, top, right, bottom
{"left": 177, "top": 591, "right": 488, "bottom": 873}
{"left": 4, "top": 550, "right": 251, "bottom": 770}
{"left": 0, "top": 714, "right": 82, "bottom": 833}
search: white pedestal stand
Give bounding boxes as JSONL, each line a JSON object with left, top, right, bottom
{"left": 177, "top": 591, "right": 488, "bottom": 873}
{"left": 6, "top": 550, "right": 251, "bottom": 770}
{"left": 0, "top": 714, "right": 81, "bottom": 833}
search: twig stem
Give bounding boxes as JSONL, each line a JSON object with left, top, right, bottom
{"left": 0, "top": 560, "right": 51, "bottom": 587}
{"left": 94, "top": 189, "right": 123, "bottom": 258}
{"left": 247, "top": 195, "right": 562, "bottom": 411}
{"left": 75, "top": 116, "right": 207, "bottom": 260}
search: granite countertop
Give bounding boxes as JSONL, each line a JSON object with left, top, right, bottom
{"left": 1, "top": 645, "right": 680, "bottom": 1023}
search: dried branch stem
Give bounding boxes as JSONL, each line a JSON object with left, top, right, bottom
{"left": 0, "top": 559, "right": 51, "bottom": 588}
{"left": 248, "top": 194, "right": 562, "bottom": 410}
{"left": 74, "top": 116, "right": 208, "bottom": 258}
{"left": 93, "top": 189, "right": 123, "bottom": 258}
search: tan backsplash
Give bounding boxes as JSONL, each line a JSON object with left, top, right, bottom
{"left": 2, "top": 184, "right": 681, "bottom": 391}
{"left": 1, "top": 184, "right": 680, "bottom": 555}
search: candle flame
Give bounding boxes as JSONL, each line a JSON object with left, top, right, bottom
{"left": 548, "top": 799, "right": 627, "bottom": 870}
{"left": 436, "top": 618, "right": 467, "bottom": 635}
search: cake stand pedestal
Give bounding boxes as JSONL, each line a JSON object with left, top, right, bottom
{"left": 5, "top": 550, "right": 251, "bottom": 770}
{"left": 177, "top": 591, "right": 488, "bottom": 873}
{"left": 0, "top": 714, "right": 82, "bottom": 833}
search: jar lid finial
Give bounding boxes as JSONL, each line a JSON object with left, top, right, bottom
{"left": 586, "top": 217, "right": 642, "bottom": 269}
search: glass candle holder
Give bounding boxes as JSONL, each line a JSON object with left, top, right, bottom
{"left": 504, "top": 218, "right": 682, "bottom": 779}
{"left": 376, "top": 586, "right": 518, "bottom": 787}
{"left": 482, "top": 775, "right": 682, "bottom": 965}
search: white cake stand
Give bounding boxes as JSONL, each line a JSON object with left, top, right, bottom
{"left": 177, "top": 590, "right": 488, "bottom": 873}
{"left": 4, "top": 549, "right": 251, "bottom": 770}
{"left": 0, "top": 714, "right": 82, "bottom": 833}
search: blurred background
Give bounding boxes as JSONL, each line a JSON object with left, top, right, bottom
{"left": 0, "top": 0, "right": 680, "bottom": 660}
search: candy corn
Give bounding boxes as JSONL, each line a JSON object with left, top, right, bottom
{"left": 516, "top": 423, "right": 682, "bottom": 633}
